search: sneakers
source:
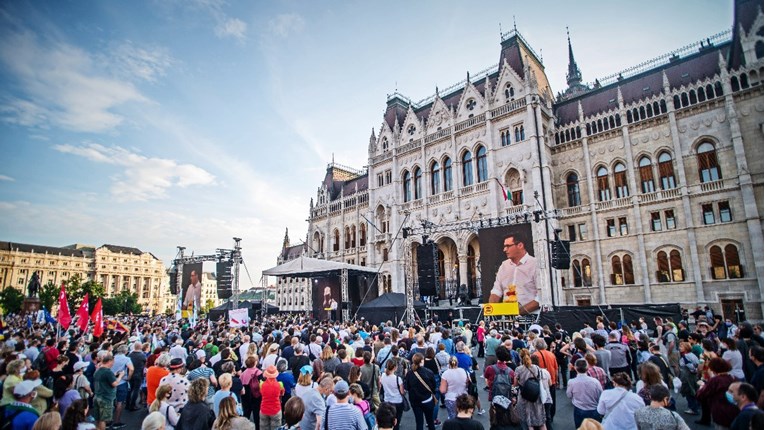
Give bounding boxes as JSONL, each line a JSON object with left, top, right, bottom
{"left": 684, "top": 409, "right": 698, "bottom": 415}
{"left": 476, "top": 409, "right": 486, "bottom": 415}
{"left": 434, "top": 419, "right": 441, "bottom": 425}
{"left": 110, "top": 423, "right": 126, "bottom": 429}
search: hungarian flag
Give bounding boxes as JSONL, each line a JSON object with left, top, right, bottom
{"left": 114, "top": 320, "right": 129, "bottom": 333}
{"left": 75, "top": 294, "right": 89, "bottom": 332}
{"left": 494, "top": 178, "right": 511, "bottom": 201}
{"left": 58, "top": 282, "right": 72, "bottom": 330}
{"left": 91, "top": 298, "right": 104, "bottom": 338}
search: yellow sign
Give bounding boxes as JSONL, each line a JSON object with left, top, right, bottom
{"left": 483, "top": 302, "right": 519, "bottom": 316}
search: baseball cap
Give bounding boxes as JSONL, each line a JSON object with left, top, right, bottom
{"left": 73, "top": 361, "right": 89, "bottom": 372}
{"left": 300, "top": 365, "right": 313, "bottom": 375}
{"left": 334, "top": 380, "right": 349, "bottom": 395}
{"left": 14, "top": 380, "right": 41, "bottom": 397}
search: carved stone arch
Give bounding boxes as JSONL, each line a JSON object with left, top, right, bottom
{"left": 692, "top": 135, "right": 722, "bottom": 151}
{"left": 593, "top": 163, "right": 609, "bottom": 177}
{"left": 704, "top": 238, "right": 744, "bottom": 253}
{"left": 504, "top": 167, "right": 523, "bottom": 189}
{"left": 455, "top": 82, "right": 487, "bottom": 121}
{"left": 375, "top": 204, "right": 387, "bottom": 218}
{"left": 472, "top": 141, "right": 488, "bottom": 154}
{"left": 633, "top": 151, "right": 654, "bottom": 168}
{"left": 610, "top": 157, "right": 628, "bottom": 170}
{"left": 651, "top": 244, "right": 683, "bottom": 255}
{"left": 560, "top": 168, "right": 581, "bottom": 184}
{"left": 606, "top": 249, "right": 634, "bottom": 260}
{"left": 652, "top": 146, "right": 675, "bottom": 160}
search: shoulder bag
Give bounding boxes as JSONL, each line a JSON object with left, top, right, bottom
{"left": 397, "top": 376, "right": 411, "bottom": 411}
{"left": 413, "top": 369, "right": 437, "bottom": 405}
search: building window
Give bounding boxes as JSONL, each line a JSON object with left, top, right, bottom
{"left": 657, "top": 250, "right": 684, "bottom": 282}
{"left": 710, "top": 244, "right": 744, "bottom": 279}
{"left": 511, "top": 190, "right": 523, "bottom": 206}
{"left": 382, "top": 138, "right": 389, "bottom": 152}
{"left": 697, "top": 142, "right": 721, "bottom": 183}
{"left": 505, "top": 84, "right": 515, "bottom": 100}
{"left": 651, "top": 212, "right": 662, "bottom": 231}
{"left": 567, "top": 173, "right": 581, "bottom": 207}
{"left": 572, "top": 260, "right": 582, "bottom": 287}
{"left": 462, "top": 151, "right": 474, "bottom": 186}
{"left": 597, "top": 166, "right": 611, "bottom": 201}
{"left": 639, "top": 156, "right": 655, "bottom": 193}
{"left": 606, "top": 219, "right": 616, "bottom": 237}
{"left": 476, "top": 146, "right": 488, "bottom": 183}
{"left": 385, "top": 170, "right": 392, "bottom": 184}
{"left": 572, "top": 259, "right": 592, "bottom": 287}
{"left": 665, "top": 210, "right": 676, "bottom": 229}
{"left": 443, "top": 157, "right": 453, "bottom": 192}
{"left": 582, "top": 258, "right": 592, "bottom": 286}
{"left": 514, "top": 125, "right": 525, "bottom": 142}
{"left": 500, "top": 128, "right": 511, "bottom": 147}
{"left": 702, "top": 204, "right": 715, "bottom": 225}
{"left": 658, "top": 152, "right": 676, "bottom": 189}
{"left": 383, "top": 248, "right": 389, "bottom": 262}
{"left": 423, "top": 161, "right": 437, "bottom": 195}
{"left": 619, "top": 217, "right": 628, "bottom": 236}
{"left": 719, "top": 201, "right": 732, "bottom": 222}
{"left": 614, "top": 163, "right": 629, "bottom": 198}
{"left": 377, "top": 173, "right": 384, "bottom": 187}
{"left": 623, "top": 255, "right": 635, "bottom": 284}
{"left": 333, "top": 230, "right": 340, "bottom": 252}
{"left": 466, "top": 98, "right": 476, "bottom": 110}
{"left": 568, "top": 225, "right": 577, "bottom": 242}
{"left": 413, "top": 167, "right": 423, "bottom": 200}
{"left": 407, "top": 124, "right": 416, "bottom": 135}
{"left": 611, "top": 256, "right": 624, "bottom": 285}
{"left": 403, "top": 170, "right": 412, "bottom": 202}
{"left": 578, "top": 223, "right": 588, "bottom": 240}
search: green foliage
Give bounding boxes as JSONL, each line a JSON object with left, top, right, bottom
{"left": 102, "top": 290, "right": 142, "bottom": 316}
{"left": 0, "top": 287, "right": 25, "bottom": 314}
{"left": 63, "top": 275, "right": 105, "bottom": 312}
{"left": 39, "top": 281, "right": 58, "bottom": 311}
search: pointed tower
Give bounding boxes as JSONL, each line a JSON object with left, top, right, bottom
{"left": 282, "top": 228, "right": 290, "bottom": 250}
{"left": 561, "top": 27, "right": 590, "bottom": 100}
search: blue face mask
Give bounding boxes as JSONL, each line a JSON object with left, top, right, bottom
{"left": 725, "top": 392, "right": 736, "bottom": 405}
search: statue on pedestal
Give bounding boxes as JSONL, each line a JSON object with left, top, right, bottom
{"left": 27, "top": 272, "right": 41, "bottom": 298}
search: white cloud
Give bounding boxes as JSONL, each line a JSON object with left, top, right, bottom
{"left": 0, "top": 174, "right": 15, "bottom": 182}
{"left": 267, "top": 14, "right": 305, "bottom": 38}
{"left": 53, "top": 143, "right": 216, "bottom": 201}
{"left": 216, "top": 17, "right": 247, "bottom": 41}
{"left": 0, "top": 25, "right": 148, "bottom": 132}
{"left": 107, "top": 41, "right": 174, "bottom": 83}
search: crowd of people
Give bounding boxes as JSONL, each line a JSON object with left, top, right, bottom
{"left": 0, "top": 306, "right": 762, "bottom": 430}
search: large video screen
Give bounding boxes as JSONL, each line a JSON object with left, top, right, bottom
{"left": 477, "top": 223, "right": 537, "bottom": 306}
{"left": 312, "top": 277, "right": 340, "bottom": 320}
{"left": 181, "top": 262, "right": 203, "bottom": 312}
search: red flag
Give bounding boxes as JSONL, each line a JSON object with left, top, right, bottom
{"left": 75, "top": 293, "right": 89, "bottom": 332}
{"left": 58, "top": 282, "right": 72, "bottom": 330}
{"left": 91, "top": 298, "right": 104, "bottom": 338}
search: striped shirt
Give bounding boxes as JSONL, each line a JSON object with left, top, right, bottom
{"left": 587, "top": 366, "right": 609, "bottom": 389}
{"left": 321, "top": 402, "right": 366, "bottom": 430}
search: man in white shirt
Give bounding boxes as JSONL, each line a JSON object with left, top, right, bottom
{"left": 183, "top": 270, "right": 202, "bottom": 311}
{"left": 170, "top": 339, "right": 188, "bottom": 361}
{"left": 238, "top": 335, "right": 251, "bottom": 363}
{"left": 489, "top": 234, "right": 540, "bottom": 314}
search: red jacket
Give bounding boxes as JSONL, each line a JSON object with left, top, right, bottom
{"left": 259, "top": 379, "right": 284, "bottom": 415}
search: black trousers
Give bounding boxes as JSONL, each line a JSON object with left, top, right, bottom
{"left": 411, "top": 399, "right": 436, "bottom": 430}
{"left": 127, "top": 377, "right": 142, "bottom": 409}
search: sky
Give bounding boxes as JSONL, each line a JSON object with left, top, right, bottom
{"left": 0, "top": 0, "right": 733, "bottom": 289}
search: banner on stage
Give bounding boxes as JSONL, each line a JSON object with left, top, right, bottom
{"left": 483, "top": 302, "right": 519, "bottom": 316}
{"left": 229, "top": 308, "right": 249, "bottom": 327}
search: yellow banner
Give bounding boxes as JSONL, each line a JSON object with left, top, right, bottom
{"left": 483, "top": 302, "right": 519, "bottom": 316}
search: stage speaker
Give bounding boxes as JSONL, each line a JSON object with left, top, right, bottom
{"left": 216, "top": 260, "right": 234, "bottom": 299}
{"left": 550, "top": 240, "right": 571, "bottom": 270}
{"left": 169, "top": 267, "right": 178, "bottom": 295}
{"left": 417, "top": 242, "right": 440, "bottom": 296}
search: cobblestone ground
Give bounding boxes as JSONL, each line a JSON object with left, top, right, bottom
{"left": 123, "top": 357, "right": 710, "bottom": 430}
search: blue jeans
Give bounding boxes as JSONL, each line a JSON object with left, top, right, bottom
{"left": 573, "top": 406, "right": 601, "bottom": 429}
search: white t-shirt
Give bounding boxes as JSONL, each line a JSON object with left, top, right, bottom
{"left": 440, "top": 368, "right": 469, "bottom": 402}
{"left": 380, "top": 374, "right": 403, "bottom": 404}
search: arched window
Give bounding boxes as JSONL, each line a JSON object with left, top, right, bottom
{"left": 567, "top": 173, "right": 581, "bottom": 207}
{"left": 333, "top": 229, "right": 340, "bottom": 252}
{"left": 572, "top": 260, "right": 582, "bottom": 287}
{"left": 658, "top": 152, "right": 676, "bottom": 189}
{"left": 706, "top": 84, "right": 715, "bottom": 99}
{"left": 731, "top": 76, "right": 740, "bottom": 92}
{"left": 431, "top": 162, "right": 441, "bottom": 195}
{"left": 359, "top": 224, "right": 366, "bottom": 247}
{"left": 623, "top": 255, "right": 635, "bottom": 284}
{"left": 520, "top": 126, "right": 525, "bottom": 140}
{"left": 689, "top": 89, "right": 698, "bottom": 104}
{"left": 516, "top": 127, "right": 522, "bottom": 142}
{"left": 614, "top": 162, "right": 629, "bottom": 198}
{"left": 725, "top": 244, "right": 743, "bottom": 278}
{"left": 710, "top": 245, "right": 725, "bottom": 279}
{"left": 344, "top": 226, "right": 351, "bottom": 249}
{"left": 505, "top": 83, "right": 515, "bottom": 100}
{"left": 597, "top": 166, "right": 611, "bottom": 201}
{"left": 611, "top": 256, "right": 624, "bottom": 285}
{"left": 670, "top": 250, "right": 684, "bottom": 281}
{"left": 382, "top": 138, "right": 389, "bottom": 152}
{"left": 403, "top": 170, "right": 412, "bottom": 202}
{"left": 443, "top": 157, "right": 453, "bottom": 192}
{"left": 462, "top": 151, "right": 474, "bottom": 186}
{"left": 712, "top": 244, "right": 744, "bottom": 279}
{"left": 476, "top": 146, "right": 488, "bottom": 183}
{"left": 647, "top": 104, "right": 654, "bottom": 117}
{"left": 413, "top": 167, "right": 423, "bottom": 200}
{"left": 697, "top": 142, "right": 721, "bottom": 182}
{"left": 697, "top": 87, "right": 706, "bottom": 102}
{"left": 582, "top": 258, "right": 592, "bottom": 286}
{"left": 638, "top": 156, "right": 655, "bottom": 193}
{"left": 657, "top": 251, "right": 670, "bottom": 282}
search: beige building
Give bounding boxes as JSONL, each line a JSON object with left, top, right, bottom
{"left": 201, "top": 271, "right": 223, "bottom": 310}
{"left": 305, "top": 2, "right": 764, "bottom": 321}
{"left": 0, "top": 241, "right": 169, "bottom": 314}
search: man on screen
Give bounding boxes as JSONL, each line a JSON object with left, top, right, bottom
{"left": 488, "top": 234, "right": 540, "bottom": 314}
{"left": 183, "top": 270, "right": 202, "bottom": 311}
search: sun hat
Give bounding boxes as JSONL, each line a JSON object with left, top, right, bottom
{"left": 14, "top": 380, "right": 41, "bottom": 397}
{"left": 169, "top": 358, "right": 185, "bottom": 369}
{"left": 264, "top": 365, "right": 279, "bottom": 379}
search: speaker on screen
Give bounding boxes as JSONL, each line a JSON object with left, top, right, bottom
{"left": 417, "top": 242, "right": 440, "bottom": 296}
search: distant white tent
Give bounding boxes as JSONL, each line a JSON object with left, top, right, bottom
{"left": 262, "top": 255, "right": 376, "bottom": 278}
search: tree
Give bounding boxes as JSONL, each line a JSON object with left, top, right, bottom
{"left": 63, "top": 275, "right": 105, "bottom": 312}
{"left": 39, "top": 281, "right": 58, "bottom": 311}
{"left": 202, "top": 299, "right": 216, "bottom": 314}
{"left": 0, "top": 287, "right": 25, "bottom": 314}
{"left": 102, "top": 290, "right": 142, "bottom": 316}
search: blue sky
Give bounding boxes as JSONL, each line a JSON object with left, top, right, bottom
{"left": 0, "top": 0, "right": 733, "bottom": 287}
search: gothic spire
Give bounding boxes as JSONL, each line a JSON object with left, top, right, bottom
{"left": 282, "top": 228, "right": 290, "bottom": 249}
{"left": 566, "top": 27, "right": 582, "bottom": 88}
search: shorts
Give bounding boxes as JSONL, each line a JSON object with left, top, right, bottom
{"left": 94, "top": 397, "right": 114, "bottom": 422}
{"left": 115, "top": 384, "right": 129, "bottom": 402}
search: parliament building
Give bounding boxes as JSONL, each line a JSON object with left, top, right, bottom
{"left": 296, "top": 1, "right": 763, "bottom": 321}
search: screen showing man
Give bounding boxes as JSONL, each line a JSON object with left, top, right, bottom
{"left": 181, "top": 263, "right": 203, "bottom": 314}
{"left": 488, "top": 233, "right": 539, "bottom": 314}
{"left": 312, "top": 278, "right": 340, "bottom": 320}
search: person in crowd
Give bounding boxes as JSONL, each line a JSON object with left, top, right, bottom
{"left": 635, "top": 362, "right": 665, "bottom": 406}
{"left": 727, "top": 382, "right": 763, "bottom": 430}
{"left": 149, "top": 384, "right": 179, "bottom": 430}
{"left": 260, "top": 365, "right": 285, "bottom": 430}
{"left": 141, "top": 411, "right": 166, "bottom": 430}
{"left": 406, "top": 353, "right": 438, "bottom": 430}
{"left": 25, "top": 370, "right": 53, "bottom": 416}
{"left": 213, "top": 373, "right": 243, "bottom": 416}
{"left": 299, "top": 375, "right": 332, "bottom": 430}
{"left": 584, "top": 353, "right": 609, "bottom": 390}
{"left": 94, "top": 352, "right": 126, "bottom": 430}
{"left": 484, "top": 330, "right": 500, "bottom": 369}
{"left": 61, "top": 398, "right": 96, "bottom": 430}
{"left": 529, "top": 354, "right": 554, "bottom": 430}
{"left": 146, "top": 353, "right": 171, "bottom": 407}
{"left": 721, "top": 337, "right": 746, "bottom": 381}
{"left": 213, "top": 396, "right": 255, "bottom": 430}
{"left": 1, "top": 359, "right": 25, "bottom": 406}
{"left": 53, "top": 373, "right": 81, "bottom": 417}
{"left": 360, "top": 351, "right": 381, "bottom": 411}
{"left": 240, "top": 356, "right": 263, "bottom": 425}
{"left": 277, "top": 396, "right": 304, "bottom": 430}
{"left": 276, "top": 358, "right": 296, "bottom": 409}
{"left": 5, "top": 380, "right": 42, "bottom": 430}
{"left": 322, "top": 346, "right": 341, "bottom": 376}
{"left": 111, "top": 344, "right": 134, "bottom": 427}
{"left": 695, "top": 358, "right": 739, "bottom": 428}
{"left": 349, "top": 383, "right": 372, "bottom": 418}
{"left": 32, "top": 411, "right": 62, "bottom": 430}
{"left": 567, "top": 358, "right": 602, "bottom": 428}
{"left": 677, "top": 342, "right": 700, "bottom": 415}
{"left": 596, "top": 372, "right": 643, "bottom": 430}
{"left": 514, "top": 349, "right": 547, "bottom": 430}
{"left": 128, "top": 341, "right": 148, "bottom": 411}
{"left": 322, "top": 380, "right": 365, "bottom": 430}
{"left": 187, "top": 358, "right": 218, "bottom": 401}
{"left": 72, "top": 360, "right": 93, "bottom": 402}
{"left": 423, "top": 347, "right": 442, "bottom": 423}
{"left": 376, "top": 402, "right": 398, "bottom": 430}
{"left": 633, "top": 385, "right": 689, "bottom": 430}
{"left": 646, "top": 345, "right": 673, "bottom": 390}
{"left": 605, "top": 333, "right": 631, "bottom": 377}
{"left": 177, "top": 378, "right": 215, "bottom": 430}
{"left": 749, "top": 345, "right": 763, "bottom": 395}
{"left": 440, "top": 356, "right": 469, "bottom": 420}
{"left": 294, "top": 365, "right": 317, "bottom": 397}
{"left": 380, "top": 359, "right": 406, "bottom": 430}
{"left": 159, "top": 358, "right": 189, "bottom": 413}
{"left": 442, "top": 393, "right": 484, "bottom": 430}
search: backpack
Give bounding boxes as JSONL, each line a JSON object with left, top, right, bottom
{"left": 357, "top": 400, "right": 377, "bottom": 430}
{"left": 490, "top": 365, "right": 513, "bottom": 399}
{"left": 247, "top": 368, "right": 263, "bottom": 399}
{"left": 519, "top": 367, "right": 541, "bottom": 402}
{"left": 32, "top": 348, "right": 47, "bottom": 371}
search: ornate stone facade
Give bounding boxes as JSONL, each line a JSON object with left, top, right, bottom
{"left": 274, "top": 229, "right": 311, "bottom": 312}
{"left": 305, "top": 2, "right": 764, "bottom": 320}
